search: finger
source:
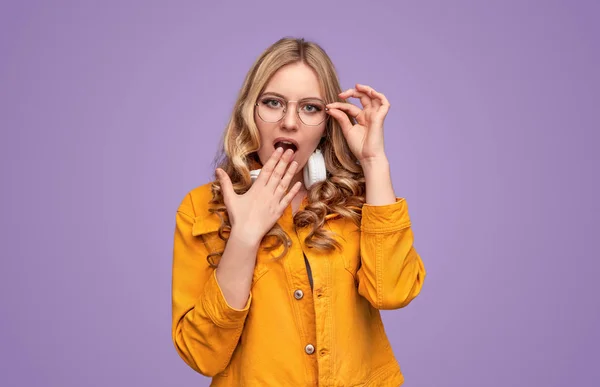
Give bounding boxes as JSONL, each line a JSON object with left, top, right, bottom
{"left": 338, "top": 87, "right": 354, "bottom": 97}
{"left": 326, "top": 107, "right": 354, "bottom": 136}
{"left": 266, "top": 148, "right": 295, "bottom": 192}
{"left": 326, "top": 102, "right": 362, "bottom": 120}
{"left": 215, "top": 168, "right": 235, "bottom": 207}
{"left": 339, "top": 88, "right": 368, "bottom": 100}
{"left": 355, "top": 84, "right": 382, "bottom": 109}
{"left": 357, "top": 87, "right": 390, "bottom": 123}
{"left": 366, "top": 87, "right": 389, "bottom": 106}
{"left": 278, "top": 181, "right": 303, "bottom": 211}
{"left": 358, "top": 84, "right": 390, "bottom": 113}
{"left": 370, "top": 89, "right": 390, "bottom": 116}
{"left": 274, "top": 160, "right": 299, "bottom": 199}
{"left": 256, "top": 147, "right": 284, "bottom": 185}
{"left": 338, "top": 88, "right": 372, "bottom": 109}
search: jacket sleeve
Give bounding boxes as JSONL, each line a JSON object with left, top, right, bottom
{"left": 171, "top": 193, "right": 251, "bottom": 376}
{"left": 357, "top": 198, "right": 426, "bottom": 310}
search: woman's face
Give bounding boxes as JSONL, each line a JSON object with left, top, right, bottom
{"left": 254, "top": 62, "right": 327, "bottom": 186}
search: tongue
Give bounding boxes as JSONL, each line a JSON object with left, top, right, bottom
{"left": 274, "top": 141, "right": 297, "bottom": 152}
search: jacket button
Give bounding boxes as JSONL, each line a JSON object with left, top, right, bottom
{"left": 305, "top": 344, "right": 315, "bottom": 355}
{"left": 294, "top": 289, "right": 304, "bottom": 300}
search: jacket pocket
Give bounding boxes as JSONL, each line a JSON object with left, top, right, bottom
{"left": 192, "top": 215, "right": 270, "bottom": 284}
{"left": 192, "top": 215, "right": 226, "bottom": 267}
{"left": 327, "top": 219, "right": 361, "bottom": 281}
{"left": 252, "top": 236, "right": 284, "bottom": 284}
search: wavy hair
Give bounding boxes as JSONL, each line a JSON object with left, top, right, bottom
{"left": 207, "top": 37, "right": 366, "bottom": 267}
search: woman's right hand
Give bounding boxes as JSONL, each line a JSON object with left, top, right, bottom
{"left": 215, "top": 147, "right": 302, "bottom": 246}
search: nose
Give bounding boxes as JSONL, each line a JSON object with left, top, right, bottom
{"left": 281, "top": 104, "right": 300, "bottom": 132}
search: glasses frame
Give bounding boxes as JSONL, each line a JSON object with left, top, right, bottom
{"left": 254, "top": 94, "right": 330, "bottom": 126}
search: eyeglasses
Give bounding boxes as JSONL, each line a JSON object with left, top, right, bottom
{"left": 255, "top": 94, "right": 329, "bottom": 126}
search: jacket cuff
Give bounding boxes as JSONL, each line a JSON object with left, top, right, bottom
{"left": 361, "top": 198, "right": 411, "bottom": 233}
{"left": 200, "top": 270, "right": 251, "bottom": 328}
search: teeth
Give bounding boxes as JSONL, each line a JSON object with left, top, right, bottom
{"left": 275, "top": 140, "right": 295, "bottom": 146}
{"left": 274, "top": 140, "right": 297, "bottom": 151}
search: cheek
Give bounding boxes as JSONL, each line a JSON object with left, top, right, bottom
{"left": 298, "top": 133, "right": 325, "bottom": 165}
{"left": 310, "top": 127, "right": 326, "bottom": 149}
{"left": 254, "top": 124, "right": 281, "bottom": 166}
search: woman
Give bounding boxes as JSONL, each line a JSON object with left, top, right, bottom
{"left": 172, "top": 37, "right": 426, "bottom": 386}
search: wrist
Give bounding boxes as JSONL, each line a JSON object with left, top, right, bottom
{"left": 360, "top": 155, "right": 390, "bottom": 175}
{"left": 229, "top": 227, "right": 262, "bottom": 250}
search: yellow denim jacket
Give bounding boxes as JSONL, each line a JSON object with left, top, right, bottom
{"left": 172, "top": 182, "right": 426, "bottom": 386}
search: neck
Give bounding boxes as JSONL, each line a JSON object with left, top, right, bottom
{"left": 292, "top": 170, "right": 307, "bottom": 193}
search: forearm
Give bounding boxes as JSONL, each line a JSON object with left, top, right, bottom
{"left": 357, "top": 198, "right": 426, "bottom": 309}
{"left": 172, "top": 207, "right": 251, "bottom": 376}
{"left": 362, "top": 155, "right": 396, "bottom": 206}
{"left": 215, "top": 228, "right": 261, "bottom": 309}
{"left": 357, "top": 155, "right": 426, "bottom": 309}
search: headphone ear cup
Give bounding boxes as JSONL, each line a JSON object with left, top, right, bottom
{"left": 303, "top": 149, "right": 327, "bottom": 189}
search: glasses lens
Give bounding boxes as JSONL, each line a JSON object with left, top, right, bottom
{"left": 256, "top": 96, "right": 328, "bottom": 126}
{"left": 257, "top": 97, "right": 285, "bottom": 123}
{"left": 298, "top": 99, "right": 327, "bottom": 126}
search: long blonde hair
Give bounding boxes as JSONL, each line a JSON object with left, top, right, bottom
{"left": 208, "top": 37, "right": 366, "bottom": 267}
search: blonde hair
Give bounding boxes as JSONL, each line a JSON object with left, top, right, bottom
{"left": 207, "top": 37, "right": 366, "bottom": 267}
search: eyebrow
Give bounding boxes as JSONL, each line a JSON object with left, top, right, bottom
{"left": 260, "top": 91, "right": 324, "bottom": 101}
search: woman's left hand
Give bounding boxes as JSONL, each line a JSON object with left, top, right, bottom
{"left": 326, "top": 83, "right": 390, "bottom": 163}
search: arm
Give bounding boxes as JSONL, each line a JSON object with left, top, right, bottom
{"left": 215, "top": 229, "right": 260, "bottom": 309}
{"left": 171, "top": 194, "right": 253, "bottom": 377}
{"left": 326, "top": 83, "right": 426, "bottom": 310}
{"left": 172, "top": 150, "right": 300, "bottom": 376}
{"left": 356, "top": 157, "right": 426, "bottom": 310}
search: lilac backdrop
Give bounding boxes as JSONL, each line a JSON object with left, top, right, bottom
{"left": 1, "top": 1, "right": 598, "bottom": 386}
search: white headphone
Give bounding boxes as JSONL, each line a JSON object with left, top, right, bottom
{"left": 250, "top": 148, "right": 327, "bottom": 189}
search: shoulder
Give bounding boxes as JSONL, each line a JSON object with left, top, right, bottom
{"left": 175, "top": 181, "right": 224, "bottom": 236}
{"left": 175, "top": 181, "right": 216, "bottom": 218}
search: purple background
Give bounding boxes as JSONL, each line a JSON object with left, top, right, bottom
{"left": 1, "top": 1, "right": 598, "bottom": 386}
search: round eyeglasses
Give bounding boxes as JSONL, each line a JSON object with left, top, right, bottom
{"left": 255, "top": 94, "right": 329, "bottom": 126}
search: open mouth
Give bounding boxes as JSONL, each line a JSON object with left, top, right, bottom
{"left": 273, "top": 140, "right": 298, "bottom": 153}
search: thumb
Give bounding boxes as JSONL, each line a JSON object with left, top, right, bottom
{"left": 216, "top": 168, "right": 235, "bottom": 207}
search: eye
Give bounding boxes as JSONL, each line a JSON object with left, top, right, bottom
{"left": 301, "top": 101, "right": 323, "bottom": 114}
{"left": 261, "top": 98, "right": 284, "bottom": 108}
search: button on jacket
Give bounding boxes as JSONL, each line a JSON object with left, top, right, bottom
{"left": 172, "top": 183, "right": 426, "bottom": 386}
